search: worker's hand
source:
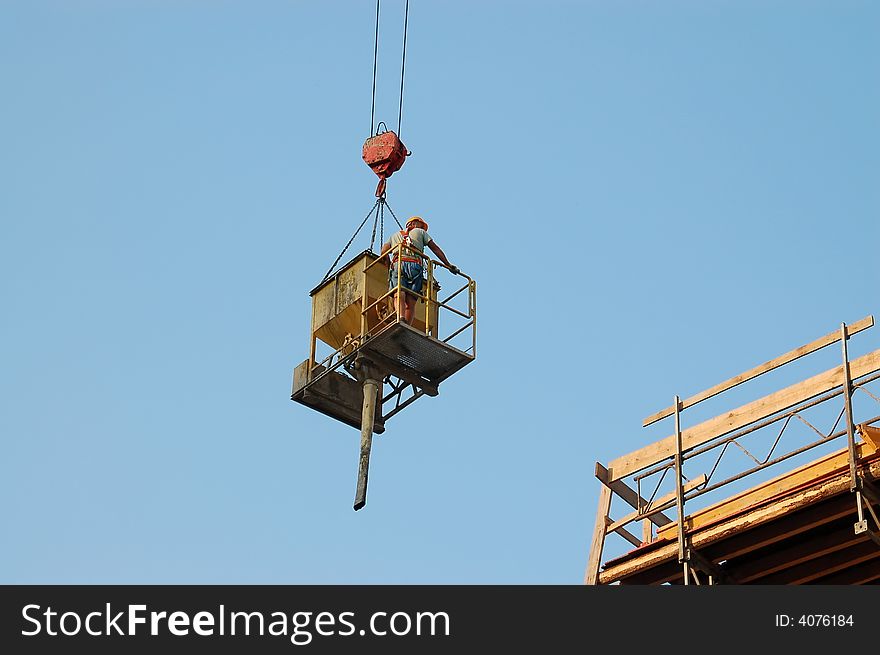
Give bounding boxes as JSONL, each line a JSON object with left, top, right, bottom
{"left": 448, "top": 264, "right": 460, "bottom": 276}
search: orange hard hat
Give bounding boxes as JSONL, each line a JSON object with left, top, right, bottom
{"left": 406, "top": 215, "right": 428, "bottom": 231}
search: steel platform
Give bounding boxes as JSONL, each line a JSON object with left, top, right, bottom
{"left": 291, "top": 320, "right": 474, "bottom": 433}
{"left": 359, "top": 321, "right": 474, "bottom": 386}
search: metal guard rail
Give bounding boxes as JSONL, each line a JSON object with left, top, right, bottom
{"left": 307, "top": 242, "right": 476, "bottom": 385}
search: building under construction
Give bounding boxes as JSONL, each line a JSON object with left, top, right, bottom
{"left": 585, "top": 316, "right": 880, "bottom": 585}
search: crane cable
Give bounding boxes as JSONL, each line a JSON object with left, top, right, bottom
{"left": 369, "top": 0, "right": 411, "bottom": 139}
{"left": 320, "top": 2, "right": 411, "bottom": 286}
{"left": 319, "top": 199, "right": 380, "bottom": 284}
{"left": 369, "top": 0, "right": 380, "bottom": 137}
{"left": 319, "top": 198, "right": 405, "bottom": 285}
{"left": 397, "top": 0, "right": 410, "bottom": 137}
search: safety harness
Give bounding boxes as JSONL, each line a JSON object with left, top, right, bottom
{"left": 391, "top": 229, "right": 423, "bottom": 265}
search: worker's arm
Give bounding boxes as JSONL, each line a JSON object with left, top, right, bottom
{"left": 426, "top": 241, "right": 460, "bottom": 275}
{"left": 380, "top": 241, "right": 391, "bottom": 264}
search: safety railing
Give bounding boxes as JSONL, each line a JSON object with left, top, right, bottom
{"left": 361, "top": 241, "right": 476, "bottom": 349}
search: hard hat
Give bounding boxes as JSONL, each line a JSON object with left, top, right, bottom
{"left": 406, "top": 215, "right": 428, "bottom": 230}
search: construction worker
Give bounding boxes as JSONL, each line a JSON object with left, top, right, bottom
{"left": 380, "top": 216, "right": 459, "bottom": 325}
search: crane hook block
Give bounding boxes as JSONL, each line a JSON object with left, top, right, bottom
{"left": 362, "top": 130, "right": 409, "bottom": 197}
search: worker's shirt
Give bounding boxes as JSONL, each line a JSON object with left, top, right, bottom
{"left": 387, "top": 228, "right": 432, "bottom": 263}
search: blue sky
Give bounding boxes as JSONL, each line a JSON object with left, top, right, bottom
{"left": 2, "top": 1, "right": 877, "bottom": 583}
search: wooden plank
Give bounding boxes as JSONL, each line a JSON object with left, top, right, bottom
{"left": 605, "top": 517, "right": 642, "bottom": 548}
{"left": 756, "top": 539, "right": 880, "bottom": 584}
{"left": 655, "top": 442, "right": 878, "bottom": 540}
{"left": 605, "top": 474, "right": 707, "bottom": 534}
{"left": 598, "top": 458, "right": 880, "bottom": 583}
{"left": 730, "top": 529, "right": 867, "bottom": 583}
{"left": 703, "top": 494, "right": 860, "bottom": 564}
{"left": 643, "top": 315, "right": 874, "bottom": 427}
{"left": 595, "top": 462, "right": 672, "bottom": 526}
{"left": 583, "top": 485, "right": 612, "bottom": 585}
{"left": 617, "top": 561, "right": 682, "bottom": 586}
{"left": 811, "top": 556, "right": 880, "bottom": 584}
{"left": 607, "top": 348, "right": 880, "bottom": 482}
{"left": 858, "top": 423, "right": 880, "bottom": 450}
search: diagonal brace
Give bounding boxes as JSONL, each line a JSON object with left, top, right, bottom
{"left": 686, "top": 547, "right": 732, "bottom": 584}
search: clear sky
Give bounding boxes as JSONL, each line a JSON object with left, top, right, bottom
{"left": 2, "top": 0, "right": 878, "bottom": 584}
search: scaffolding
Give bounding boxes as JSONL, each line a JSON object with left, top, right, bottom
{"left": 584, "top": 315, "right": 880, "bottom": 584}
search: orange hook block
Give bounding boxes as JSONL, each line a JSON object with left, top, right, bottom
{"left": 362, "top": 130, "right": 409, "bottom": 197}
